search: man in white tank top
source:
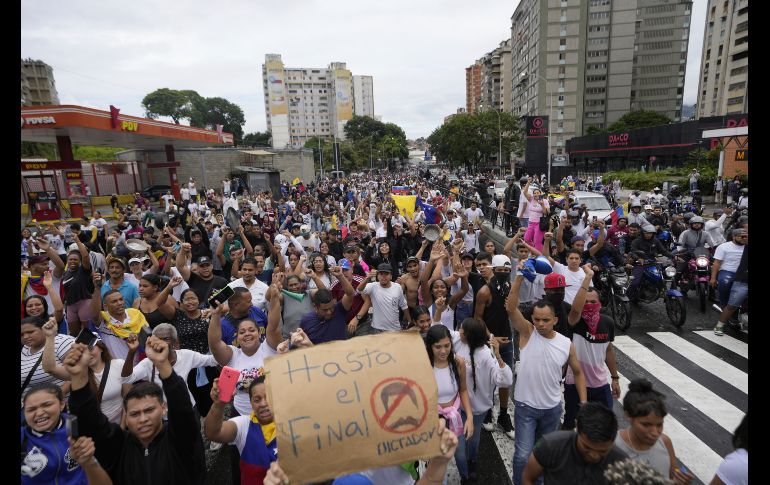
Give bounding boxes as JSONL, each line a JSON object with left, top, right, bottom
{"left": 506, "top": 261, "right": 587, "bottom": 485}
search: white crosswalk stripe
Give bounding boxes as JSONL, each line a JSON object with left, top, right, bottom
{"left": 693, "top": 330, "right": 748, "bottom": 358}
{"left": 647, "top": 332, "right": 748, "bottom": 393}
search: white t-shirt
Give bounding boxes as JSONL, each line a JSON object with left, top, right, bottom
{"left": 46, "top": 234, "right": 66, "bottom": 255}
{"left": 554, "top": 262, "right": 592, "bottom": 305}
{"left": 161, "top": 194, "right": 174, "bottom": 211}
{"left": 465, "top": 207, "right": 484, "bottom": 223}
{"left": 90, "top": 218, "right": 108, "bottom": 229}
{"left": 229, "top": 278, "right": 270, "bottom": 312}
{"left": 223, "top": 181, "right": 231, "bottom": 194}
{"left": 180, "top": 187, "right": 190, "bottom": 201}
{"left": 121, "top": 349, "right": 217, "bottom": 407}
{"left": 362, "top": 282, "right": 408, "bottom": 332}
{"left": 714, "top": 242, "right": 745, "bottom": 273}
{"left": 227, "top": 343, "right": 278, "bottom": 416}
{"left": 716, "top": 448, "right": 748, "bottom": 485}
{"left": 461, "top": 229, "right": 481, "bottom": 253}
{"left": 94, "top": 359, "right": 126, "bottom": 424}
{"left": 517, "top": 192, "right": 529, "bottom": 218}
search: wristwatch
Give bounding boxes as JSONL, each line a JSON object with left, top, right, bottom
{"left": 355, "top": 315, "right": 365, "bottom": 320}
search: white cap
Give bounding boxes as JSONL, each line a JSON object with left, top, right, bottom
{"left": 128, "top": 257, "right": 144, "bottom": 265}
{"left": 492, "top": 255, "right": 512, "bottom": 269}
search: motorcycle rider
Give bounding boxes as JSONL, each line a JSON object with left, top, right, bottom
{"left": 670, "top": 213, "right": 688, "bottom": 241}
{"left": 606, "top": 216, "right": 630, "bottom": 253}
{"left": 622, "top": 223, "right": 642, "bottom": 256}
{"left": 690, "top": 189, "right": 703, "bottom": 214}
{"left": 627, "top": 202, "right": 648, "bottom": 226}
{"left": 629, "top": 190, "right": 642, "bottom": 207}
{"left": 677, "top": 216, "right": 715, "bottom": 252}
{"left": 646, "top": 206, "right": 667, "bottom": 232}
{"left": 627, "top": 224, "right": 673, "bottom": 301}
{"left": 737, "top": 188, "right": 748, "bottom": 209}
{"left": 647, "top": 187, "right": 665, "bottom": 206}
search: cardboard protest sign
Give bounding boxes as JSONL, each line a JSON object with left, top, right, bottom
{"left": 264, "top": 332, "right": 440, "bottom": 484}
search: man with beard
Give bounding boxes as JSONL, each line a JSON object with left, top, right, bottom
{"left": 474, "top": 254, "right": 515, "bottom": 438}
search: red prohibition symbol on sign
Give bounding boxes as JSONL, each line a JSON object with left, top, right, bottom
{"left": 370, "top": 377, "right": 429, "bottom": 434}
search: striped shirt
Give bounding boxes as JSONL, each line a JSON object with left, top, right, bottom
{"left": 21, "top": 334, "right": 75, "bottom": 398}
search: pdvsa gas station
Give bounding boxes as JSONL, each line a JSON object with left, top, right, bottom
{"left": 21, "top": 104, "right": 233, "bottom": 221}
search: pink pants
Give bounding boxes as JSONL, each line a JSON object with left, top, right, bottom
{"left": 524, "top": 220, "right": 545, "bottom": 251}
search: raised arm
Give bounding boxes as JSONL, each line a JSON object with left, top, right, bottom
{"left": 90, "top": 271, "right": 104, "bottom": 319}
{"left": 41, "top": 317, "right": 70, "bottom": 379}
{"left": 568, "top": 264, "right": 594, "bottom": 326}
{"left": 207, "top": 303, "right": 234, "bottom": 365}
{"left": 203, "top": 378, "right": 239, "bottom": 444}
{"left": 42, "top": 270, "right": 65, "bottom": 322}
{"left": 177, "top": 243, "right": 192, "bottom": 280}
{"left": 503, "top": 227, "right": 526, "bottom": 256}
{"left": 266, "top": 277, "right": 284, "bottom": 350}
{"left": 506, "top": 269, "right": 534, "bottom": 339}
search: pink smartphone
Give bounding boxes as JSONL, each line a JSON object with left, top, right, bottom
{"left": 218, "top": 366, "right": 241, "bottom": 403}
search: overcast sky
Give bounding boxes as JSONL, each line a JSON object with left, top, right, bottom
{"left": 21, "top": 0, "right": 707, "bottom": 140}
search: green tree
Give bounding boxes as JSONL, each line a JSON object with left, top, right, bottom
{"left": 343, "top": 115, "right": 386, "bottom": 142}
{"left": 586, "top": 125, "right": 608, "bottom": 135}
{"left": 607, "top": 110, "right": 672, "bottom": 133}
{"left": 141, "top": 88, "right": 191, "bottom": 124}
{"left": 427, "top": 111, "right": 523, "bottom": 171}
{"left": 242, "top": 131, "right": 272, "bottom": 146}
{"left": 72, "top": 146, "right": 124, "bottom": 161}
{"left": 191, "top": 96, "right": 246, "bottom": 144}
{"left": 21, "top": 141, "right": 57, "bottom": 159}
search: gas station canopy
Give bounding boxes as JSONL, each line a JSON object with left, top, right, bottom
{"left": 21, "top": 104, "right": 234, "bottom": 149}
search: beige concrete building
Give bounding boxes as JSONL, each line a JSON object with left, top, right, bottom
{"left": 116, "top": 147, "right": 314, "bottom": 189}
{"left": 465, "top": 61, "right": 483, "bottom": 114}
{"left": 262, "top": 54, "right": 373, "bottom": 149}
{"left": 509, "top": 0, "right": 692, "bottom": 156}
{"left": 353, "top": 75, "right": 375, "bottom": 117}
{"left": 697, "top": 0, "right": 748, "bottom": 117}
{"left": 21, "top": 58, "right": 59, "bottom": 106}
{"left": 477, "top": 40, "right": 513, "bottom": 114}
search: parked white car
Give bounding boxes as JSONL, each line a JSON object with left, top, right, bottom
{"left": 569, "top": 190, "right": 614, "bottom": 221}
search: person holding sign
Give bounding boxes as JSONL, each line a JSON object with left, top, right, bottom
{"left": 425, "top": 325, "right": 474, "bottom": 483}
{"left": 262, "top": 418, "right": 460, "bottom": 485}
{"left": 204, "top": 375, "right": 277, "bottom": 485}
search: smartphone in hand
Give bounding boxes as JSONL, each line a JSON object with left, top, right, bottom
{"left": 218, "top": 366, "right": 241, "bottom": 402}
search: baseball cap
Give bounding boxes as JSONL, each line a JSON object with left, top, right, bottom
{"left": 544, "top": 273, "right": 571, "bottom": 289}
{"left": 344, "top": 245, "right": 359, "bottom": 253}
{"left": 339, "top": 259, "right": 352, "bottom": 270}
{"left": 491, "top": 255, "right": 512, "bottom": 269}
{"left": 292, "top": 223, "right": 302, "bottom": 229}
{"left": 196, "top": 256, "right": 213, "bottom": 266}
{"left": 128, "top": 257, "right": 144, "bottom": 265}
{"left": 460, "top": 252, "right": 475, "bottom": 261}
{"left": 300, "top": 224, "right": 311, "bottom": 235}
{"left": 570, "top": 235, "right": 584, "bottom": 244}
{"left": 406, "top": 256, "right": 420, "bottom": 265}
{"left": 106, "top": 255, "right": 127, "bottom": 270}
{"left": 377, "top": 263, "right": 393, "bottom": 273}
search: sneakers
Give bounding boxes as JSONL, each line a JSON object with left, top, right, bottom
{"left": 482, "top": 409, "right": 494, "bottom": 432}
{"left": 498, "top": 411, "right": 515, "bottom": 439}
{"left": 714, "top": 323, "right": 725, "bottom": 336}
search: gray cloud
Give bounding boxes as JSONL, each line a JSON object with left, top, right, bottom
{"left": 22, "top": 0, "right": 705, "bottom": 139}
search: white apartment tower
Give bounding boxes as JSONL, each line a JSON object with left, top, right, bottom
{"left": 510, "top": 0, "right": 692, "bottom": 155}
{"left": 696, "top": 0, "right": 748, "bottom": 117}
{"left": 262, "top": 54, "right": 374, "bottom": 149}
{"left": 353, "top": 75, "right": 375, "bottom": 117}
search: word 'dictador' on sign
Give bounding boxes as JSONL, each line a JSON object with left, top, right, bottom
{"left": 264, "top": 332, "right": 440, "bottom": 484}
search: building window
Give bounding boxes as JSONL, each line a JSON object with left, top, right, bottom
{"left": 729, "top": 81, "right": 746, "bottom": 91}
{"left": 730, "top": 65, "right": 748, "bottom": 75}
{"left": 732, "top": 51, "right": 749, "bottom": 61}
{"left": 727, "top": 96, "right": 744, "bottom": 105}
{"left": 735, "top": 21, "right": 748, "bottom": 33}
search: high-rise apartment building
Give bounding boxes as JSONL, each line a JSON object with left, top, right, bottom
{"left": 697, "top": 0, "right": 748, "bottom": 118}
{"left": 509, "top": 0, "right": 692, "bottom": 156}
{"left": 353, "top": 75, "right": 375, "bottom": 117}
{"left": 465, "top": 62, "right": 482, "bottom": 114}
{"left": 262, "top": 54, "right": 374, "bottom": 149}
{"left": 21, "top": 58, "right": 59, "bottom": 106}
{"left": 478, "top": 40, "right": 513, "bottom": 113}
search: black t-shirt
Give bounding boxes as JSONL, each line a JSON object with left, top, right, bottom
{"left": 533, "top": 431, "right": 627, "bottom": 485}
{"left": 586, "top": 242, "right": 624, "bottom": 268}
{"left": 187, "top": 272, "right": 229, "bottom": 307}
{"left": 734, "top": 245, "right": 748, "bottom": 283}
{"left": 327, "top": 241, "right": 344, "bottom": 262}
{"left": 63, "top": 265, "right": 94, "bottom": 304}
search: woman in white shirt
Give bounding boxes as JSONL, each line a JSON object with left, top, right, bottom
{"left": 41, "top": 321, "right": 128, "bottom": 424}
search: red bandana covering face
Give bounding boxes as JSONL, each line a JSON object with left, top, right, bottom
{"left": 581, "top": 302, "right": 602, "bottom": 333}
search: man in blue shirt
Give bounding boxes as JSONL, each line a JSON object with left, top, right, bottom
{"left": 100, "top": 255, "right": 139, "bottom": 306}
{"left": 219, "top": 287, "right": 268, "bottom": 346}
{"left": 300, "top": 266, "right": 357, "bottom": 344}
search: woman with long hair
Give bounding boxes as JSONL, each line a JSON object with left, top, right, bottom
{"left": 408, "top": 305, "right": 433, "bottom": 339}
{"left": 61, "top": 240, "right": 93, "bottom": 337}
{"left": 21, "top": 315, "right": 74, "bottom": 401}
{"left": 23, "top": 270, "right": 66, "bottom": 334}
{"left": 422, "top": 251, "right": 469, "bottom": 331}
{"left": 365, "top": 239, "right": 400, "bottom": 279}
{"left": 425, "top": 325, "right": 473, "bottom": 483}
{"left": 132, "top": 274, "right": 181, "bottom": 329}
{"left": 318, "top": 241, "right": 337, "bottom": 266}
{"left": 305, "top": 252, "right": 334, "bottom": 290}
{"left": 615, "top": 379, "right": 694, "bottom": 485}
{"left": 456, "top": 318, "right": 513, "bottom": 481}
{"left": 522, "top": 177, "right": 550, "bottom": 251}
{"left": 41, "top": 319, "right": 129, "bottom": 424}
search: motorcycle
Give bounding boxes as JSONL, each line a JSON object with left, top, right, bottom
{"left": 674, "top": 245, "right": 712, "bottom": 313}
{"left": 596, "top": 263, "right": 632, "bottom": 331}
{"left": 629, "top": 255, "right": 687, "bottom": 327}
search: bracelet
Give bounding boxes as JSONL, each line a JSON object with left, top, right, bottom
{"left": 611, "top": 376, "right": 619, "bottom": 380}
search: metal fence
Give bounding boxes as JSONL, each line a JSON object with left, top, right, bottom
{"left": 21, "top": 161, "right": 140, "bottom": 203}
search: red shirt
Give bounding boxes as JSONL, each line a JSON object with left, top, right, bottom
{"left": 331, "top": 275, "right": 365, "bottom": 323}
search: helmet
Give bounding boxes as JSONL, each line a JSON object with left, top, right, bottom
{"left": 642, "top": 224, "right": 657, "bottom": 234}
{"left": 631, "top": 202, "right": 642, "bottom": 209}
{"left": 689, "top": 216, "right": 704, "bottom": 225}
{"left": 692, "top": 189, "right": 700, "bottom": 195}
{"left": 683, "top": 212, "right": 695, "bottom": 221}
{"left": 653, "top": 187, "right": 661, "bottom": 193}
{"left": 658, "top": 231, "right": 671, "bottom": 242}
{"left": 644, "top": 205, "right": 653, "bottom": 210}
{"left": 740, "top": 188, "right": 748, "bottom": 194}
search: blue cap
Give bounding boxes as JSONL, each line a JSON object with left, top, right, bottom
{"left": 333, "top": 475, "right": 373, "bottom": 485}
{"left": 339, "top": 259, "right": 352, "bottom": 270}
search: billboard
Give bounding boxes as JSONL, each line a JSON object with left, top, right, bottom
{"left": 334, "top": 69, "right": 353, "bottom": 122}
{"left": 525, "top": 116, "right": 549, "bottom": 138}
{"left": 266, "top": 59, "right": 288, "bottom": 116}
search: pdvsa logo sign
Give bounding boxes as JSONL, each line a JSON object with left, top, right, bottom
{"left": 608, "top": 133, "right": 629, "bottom": 147}
{"left": 21, "top": 116, "right": 56, "bottom": 127}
